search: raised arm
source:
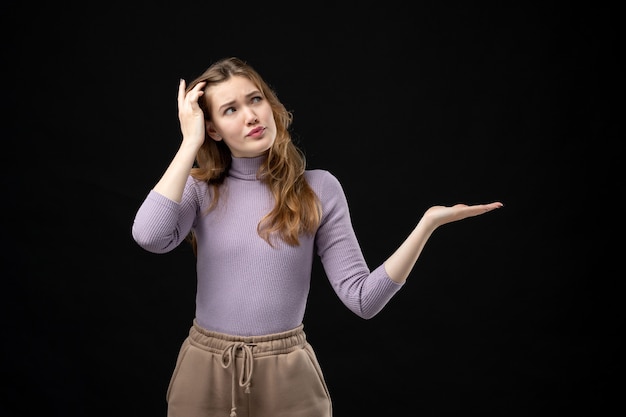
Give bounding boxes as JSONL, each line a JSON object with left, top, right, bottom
{"left": 152, "top": 79, "right": 207, "bottom": 202}
{"left": 384, "top": 202, "right": 504, "bottom": 283}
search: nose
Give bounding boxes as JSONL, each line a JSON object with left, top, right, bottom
{"left": 245, "top": 108, "right": 258, "bottom": 125}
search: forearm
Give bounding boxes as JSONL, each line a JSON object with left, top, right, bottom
{"left": 152, "top": 142, "right": 200, "bottom": 203}
{"left": 383, "top": 219, "right": 437, "bottom": 284}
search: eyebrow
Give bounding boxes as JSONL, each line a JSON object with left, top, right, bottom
{"left": 217, "top": 90, "right": 261, "bottom": 113}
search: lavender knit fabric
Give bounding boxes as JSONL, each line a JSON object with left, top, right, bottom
{"left": 132, "top": 156, "right": 403, "bottom": 336}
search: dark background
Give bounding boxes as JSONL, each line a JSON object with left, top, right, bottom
{"left": 2, "top": 1, "right": 620, "bottom": 416}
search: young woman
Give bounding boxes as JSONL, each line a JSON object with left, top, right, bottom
{"left": 132, "top": 57, "right": 503, "bottom": 417}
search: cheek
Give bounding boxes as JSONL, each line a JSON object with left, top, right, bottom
{"left": 214, "top": 119, "right": 236, "bottom": 135}
{"left": 263, "top": 106, "right": 276, "bottom": 127}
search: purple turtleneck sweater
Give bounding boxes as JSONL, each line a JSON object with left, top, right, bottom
{"left": 132, "top": 156, "right": 403, "bottom": 336}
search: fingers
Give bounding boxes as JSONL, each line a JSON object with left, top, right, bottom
{"left": 446, "top": 202, "right": 502, "bottom": 219}
{"left": 177, "top": 78, "right": 186, "bottom": 104}
{"left": 424, "top": 201, "right": 503, "bottom": 227}
{"left": 482, "top": 202, "right": 504, "bottom": 211}
{"left": 464, "top": 202, "right": 504, "bottom": 219}
{"left": 177, "top": 79, "right": 207, "bottom": 109}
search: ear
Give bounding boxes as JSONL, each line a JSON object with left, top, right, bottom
{"left": 206, "top": 121, "right": 222, "bottom": 142}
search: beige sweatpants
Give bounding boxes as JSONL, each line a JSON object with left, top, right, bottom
{"left": 166, "top": 320, "right": 333, "bottom": 417}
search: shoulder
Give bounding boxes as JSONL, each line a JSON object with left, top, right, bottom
{"left": 184, "top": 175, "right": 211, "bottom": 206}
{"left": 304, "top": 169, "right": 346, "bottom": 202}
{"left": 305, "top": 168, "right": 341, "bottom": 188}
{"left": 185, "top": 175, "right": 209, "bottom": 194}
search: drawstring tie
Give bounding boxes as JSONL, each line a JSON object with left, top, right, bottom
{"left": 221, "top": 342, "right": 255, "bottom": 417}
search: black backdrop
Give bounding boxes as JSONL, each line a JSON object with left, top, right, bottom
{"left": 2, "top": 2, "right": 620, "bottom": 416}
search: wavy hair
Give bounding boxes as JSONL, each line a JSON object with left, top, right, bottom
{"left": 185, "top": 57, "right": 321, "bottom": 250}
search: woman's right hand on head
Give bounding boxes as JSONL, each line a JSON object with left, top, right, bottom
{"left": 177, "top": 79, "right": 207, "bottom": 149}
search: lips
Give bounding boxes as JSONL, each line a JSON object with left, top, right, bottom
{"left": 247, "top": 127, "right": 265, "bottom": 137}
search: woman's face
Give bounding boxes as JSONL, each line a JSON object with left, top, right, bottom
{"left": 205, "top": 75, "right": 276, "bottom": 158}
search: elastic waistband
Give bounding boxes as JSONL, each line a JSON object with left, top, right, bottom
{"left": 189, "top": 319, "right": 307, "bottom": 357}
{"left": 188, "top": 320, "right": 308, "bottom": 417}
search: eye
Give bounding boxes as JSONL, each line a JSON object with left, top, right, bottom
{"left": 224, "top": 106, "right": 236, "bottom": 115}
{"left": 251, "top": 95, "right": 263, "bottom": 104}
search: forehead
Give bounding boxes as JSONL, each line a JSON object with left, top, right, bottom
{"left": 206, "top": 76, "right": 258, "bottom": 105}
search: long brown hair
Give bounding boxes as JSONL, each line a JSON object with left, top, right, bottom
{"left": 186, "top": 57, "right": 321, "bottom": 250}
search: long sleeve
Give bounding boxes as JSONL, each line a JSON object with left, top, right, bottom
{"left": 130, "top": 156, "right": 404, "bottom": 336}
{"left": 131, "top": 177, "right": 204, "bottom": 253}
{"left": 308, "top": 170, "right": 404, "bottom": 319}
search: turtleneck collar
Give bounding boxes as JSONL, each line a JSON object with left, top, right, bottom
{"left": 228, "top": 155, "right": 266, "bottom": 181}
